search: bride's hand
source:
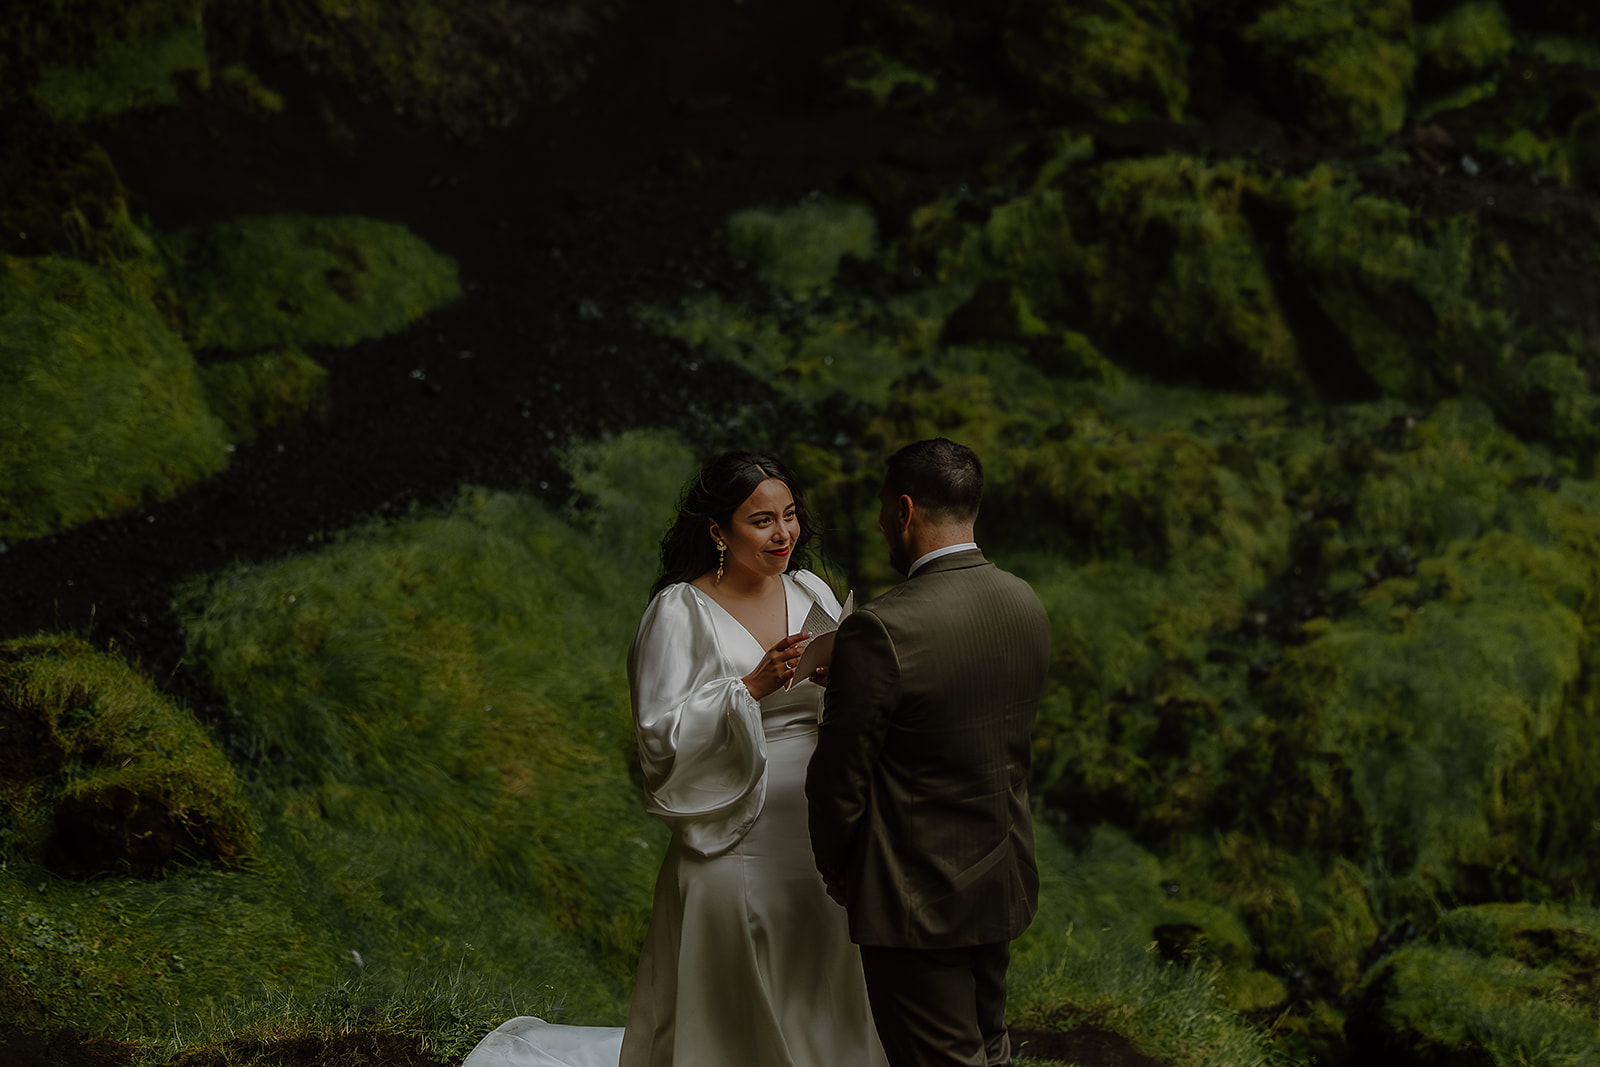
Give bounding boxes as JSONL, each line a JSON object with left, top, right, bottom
{"left": 742, "top": 631, "right": 811, "bottom": 701}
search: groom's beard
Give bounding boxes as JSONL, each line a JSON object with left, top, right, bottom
{"left": 885, "top": 533, "right": 911, "bottom": 576}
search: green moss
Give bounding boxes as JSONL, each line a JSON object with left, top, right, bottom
{"left": 725, "top": 198, "right": 878, "bottom": 299}
{"left": 822, "top": 45, "right": 936, "bottom": 107}
{"left": 170, "top": 215, "right": 461, "bottom": 352}
{"left": 1000, "top": 0, "right": 1191, "bottom": 122}
{"left": 1525, "top": 34, "right": 1600, "bottom": 71}
{"left": 1479, "top": 126, "right": 1573, "bottom": 181}
{"left": 1413, "top": 78, "right": 1500, "bottom": 121}
{"left": 0, "top": 127, "right": 156, "bottom": 267}
{"left": 1566, "top": 106, "right": 1600, "bottom": 189}
{"left": 1417, "top": 2, "right": 1514, "bottom": 83}
{"left": 2, "top": 433, "right": 712, "bottom": 1044}
{"left": 1504, "top": 352, "right": 1600, "bottom": 456}
{"left": 914, "top": 157, "right": 1311, "bottom": 395}
{"left": 254, "top": 0, "right": 616, "bottom": 133}
{"left": 1264, "top": 505, "right": 1587, "bottom": 914}
{"left": 179, "top": 432, "right": 696, "bottom": 988}
{"left": 1203, "top": 844, "right": 1378, "bottom": 993}
{"left": 639, "top": 150, "right": 1600, "bottom": 1054}
{"left": 0, "top": 255, "right": 229, "bottom": 540}
{"left": 0, "top": 0, "right": 205, "bottom": 113}
{"left": 1072, "top": 157, "right": 1307, "bottom": 394}
{"left": 1280, "top": 168, "right": 1510, "bottom": 399}
{"left": 1243, "top": 0, "right": 1416, "bottom": 144}
{"left": 198, "top": 346, "right": 330, "bottom": 443}
{"left": 31, "top": 14, "right": 208, "bottom": 123}
{"left": 1008, "top": 826, "right": 1284, "bottom": 1067}
{"left": 216, "top": 64, "right": 284, "bottom": 115}
{"left": 1357, "top": 904, "right": 1600, "bottom": 1066}
{"left": 941, "top": 280, "right": 1054, "bottom": 344}
{"left": 0, "top": 632, "right": 255, "bottom": 873}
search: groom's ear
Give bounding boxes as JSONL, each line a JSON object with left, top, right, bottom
{"left": 897, "top": 494, "right": 914, "bottom": 528}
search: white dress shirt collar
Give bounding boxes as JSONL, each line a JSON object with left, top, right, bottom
{"left": 907, "top": 542, "right": 979, "bottom": 577}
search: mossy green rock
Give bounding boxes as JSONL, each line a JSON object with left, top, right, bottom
{"left": 1278, "top": 168, "right": 1516, "bottom": 400}
{"left": 31, "top": 9, "right": 209, "bottom": 124}
{"left": 198, "top": 346, "right": 330, "bottom": 443}
{"left": 0, "top": 0, "right": 205, "bottom": 114}
{"left": 255, "top": 0, "right": 614, "bottom": 133}
{"left": 1416, "top": 2, "right": 1514, "bottom": 84}
{"left": 1244, "top": 0, "right": 1416, "bottom": 144}
{"left": 1000, "top": 0, "right": 1191, "bottom": 122}
{"left": 0, "top": 255, "right": 229, "bottom": 540}
{"left": 0, "top": 633, "right": 255, "bottom": 874}
{"left": 821, "top": 45, "right": 936, "bottom": 107}
{"left": 170, "top": 214, "right": 461, "bottom": 352}
{"left": 726, "top": 199, "right": 877, "bottom": 299}
{"left": 1354, "top": 903, "right": 1600, "bottom": 1066}
{"left": 952, "top": 157, "right": 1308, "bottom": 395}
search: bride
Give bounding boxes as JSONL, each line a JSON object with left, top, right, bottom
{"left": 464, "top": 452, "right": 886, "bottom": 1067}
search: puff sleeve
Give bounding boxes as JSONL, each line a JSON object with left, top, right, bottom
{"left": 627, "top": 584, "right": 767, "bottom": 857}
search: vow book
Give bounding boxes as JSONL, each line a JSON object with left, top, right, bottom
{"left": 789, "top": 590, "right": 854, "bottom": 688}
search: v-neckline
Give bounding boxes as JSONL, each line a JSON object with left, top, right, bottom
{"left": 690, "top": 574, "right": 794, "bottom": 656}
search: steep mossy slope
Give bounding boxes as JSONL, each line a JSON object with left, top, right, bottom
{"left": 637, "top": 132, "right": 1600, "bottom": 1058}
{"left": 2, "top": 431, "right": 1284, "bottom": 1067}
{"left": 10, "top": 0, "right": 1600, "bottom": 1063}
{"left": 0, "top": 435, "right": 691, "bottom": 1052}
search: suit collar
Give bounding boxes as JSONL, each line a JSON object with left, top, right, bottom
{"left": 906, "top": 547, "right": 987, "bottom": 579}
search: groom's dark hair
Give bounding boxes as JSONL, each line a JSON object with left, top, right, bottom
{"left": 884, "top": 438, "right": 982, "bottom": 523}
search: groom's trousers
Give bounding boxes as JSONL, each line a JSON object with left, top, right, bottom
{"left": 859, "top": 941, "right": 1012, "bottom": 1067}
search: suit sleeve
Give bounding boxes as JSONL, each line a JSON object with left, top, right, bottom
{"left": 806, "top": 608, "right": 900, "bottom": 884}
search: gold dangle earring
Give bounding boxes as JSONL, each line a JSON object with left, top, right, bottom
{"left": 715, "top": 541, "right": 727, "bottom": 583}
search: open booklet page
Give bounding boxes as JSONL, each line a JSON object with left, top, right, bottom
{"left": 789, "top": 590, "right": 853, "bottom": 688}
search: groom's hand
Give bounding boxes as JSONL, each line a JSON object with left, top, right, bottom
{"left": 823, "top": 876, "right": 849, "bottom": 907}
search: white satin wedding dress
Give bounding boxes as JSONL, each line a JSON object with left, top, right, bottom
{"left": 463, "top": 570, "right": 886, "bottom": 1067}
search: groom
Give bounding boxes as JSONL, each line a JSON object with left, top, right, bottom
{"left": 807, "top": 438, "right": 1051, "bottom": 1067}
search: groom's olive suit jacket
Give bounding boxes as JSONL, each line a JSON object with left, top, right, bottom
{"left": 807, "top": 549, "right": 1051, "bottom": 948}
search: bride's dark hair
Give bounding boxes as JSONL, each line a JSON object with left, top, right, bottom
{"left": 651, "top": 451, "right": 819, "bottom": 598}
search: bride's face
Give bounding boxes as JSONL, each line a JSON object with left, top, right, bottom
{"left": 711, "top": 478, "right": 799, "bottom": 582}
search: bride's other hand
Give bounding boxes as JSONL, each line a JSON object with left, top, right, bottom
{"left": 809, "top": 664, "right": 828, "bottom": 688}
{"left": 742, "top": 631, "right": 811, "bottom": 701}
